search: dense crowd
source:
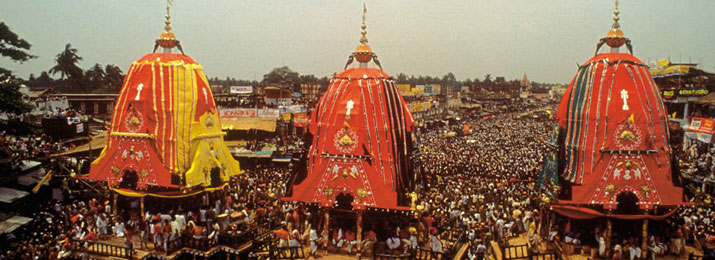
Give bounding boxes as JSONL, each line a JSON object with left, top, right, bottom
{"left": 4, "top": 99, "right": 715, "bottom": 259}
{"left": 413, "top": 105, "right": 551, "bottom": 258}
{"left": 0, "top": 133, "right": 64, "bottom": 169}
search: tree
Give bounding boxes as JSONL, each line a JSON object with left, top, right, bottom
{"left": 263, "top": 66, "right": 300, "bottom": 85}
{"left": 0, "top": 22, "right": 36, "bottom": 80}
{"left": 104, "top": 64, "right": 124, "bottom": 92}
{"left": 50, "top": 43, "right": 84, "bottom": 92}
{"left": 395, "top": 73, "right": 409, "bottom": 84}
{"left": 441, "top": 72, "right": 457, "bottom": 86}
{"left": 28, "top": 71, "right": 54, "bottom": 89}
{"left": 463, "top": 78, "right": 473, "bottom": 86}
{"left": 85, "top": 63, "right": 105, "bottom": 90}
{"left": 0, "top": 79, "right": 37, "bottom": 134}
{"left": 299, "top": 74, "right": 318, "bottom": 84}
{"left": 484, "top": 74, "right": 492, "bottom": 83}
{"left": 0, "top": 22, "right": 37, "bottom": 134}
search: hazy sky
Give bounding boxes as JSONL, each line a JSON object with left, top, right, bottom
{"left": 1, "top": 0, "right": 714, "bottom": 84}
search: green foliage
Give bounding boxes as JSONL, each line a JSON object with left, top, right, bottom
{"left": 0, "top": 79, "right": 38, "bottom": 135}
{"left": 263, "top": 66, "right": 300, "bottom": 84}
{"left": 0, "top": 22, "right": 36, "bottom": 81}
{"left": 103, "top": 64, "right": 124, "bottom": 92}
{"left": 0, "top": 79, "right": 33, "bottom": 115}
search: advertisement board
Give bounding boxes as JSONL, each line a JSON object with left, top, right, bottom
{"left": 257, "top": 108, "right": 280, "bottom": 118}
{"left": 230, "top": 86, "right": 253, "bottom": 94}
{"left": 219, "top": 108, "right": 257, "bottom": 118}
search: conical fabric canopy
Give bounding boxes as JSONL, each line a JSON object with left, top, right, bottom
{"left": 287, "top": 68, "right": 414, "bottom": 210}
{"left": 553, "top": 2, "right": 683, "bottom": 210}
{"left": 285, "top": 6, "right": 414, "bottom": 209}
{"left": 88, "top": 50, "right": 242, "bottom": 189}
{"left": 556, "top": 52, "right": 682, "bottom": 208}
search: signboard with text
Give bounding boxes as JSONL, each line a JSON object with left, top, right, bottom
{"left": 230, "top": 86, "right": 253, "bottom": 94}
{"left": 220, "top": 108, "right": 256, "bottom": 118}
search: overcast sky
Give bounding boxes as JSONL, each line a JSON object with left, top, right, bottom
{"left": 1, "top": 0, "right": 714, "bottom": 85}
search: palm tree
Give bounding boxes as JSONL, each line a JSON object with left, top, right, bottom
{"left": 50, "top": 43, "right": 83, "bottom": 91}
{"left": 50, "top": 43, "right": 83, "bottom": 79}
{"left": 104, "top": 64, "right": 124, "bottom": 92}
{"left": 85, "top": 63, "right": 105, "bottom": 91}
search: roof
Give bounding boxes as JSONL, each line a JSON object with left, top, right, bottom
{"left": 0, "top": 187, "right": 29, "bottom": 204}
{"left": 0, "top": 215, "right": 32, "bottom": 234}
{"left": 694, "top": 92, "right": 715, "bottom": 106}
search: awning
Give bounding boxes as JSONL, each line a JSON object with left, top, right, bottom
{"left": 18, "top": 160, "right": 41, "bottom": 172}
{"left": 694, "top": 92, "right": 715, "bottom": 106}
{"left": 17, "top": 167, "right": 47, "bottom": 186}
{"left": 51, "top": 132, "right": 108, "bottom": 157}
{"left": 0, "top": 187, "right": 30, "bottom": 204}
{"left": 222, "top": 118, "right": 277, "bottom": 132}
{"left": 0, "top": 215, "right": 32, "bottom": 233}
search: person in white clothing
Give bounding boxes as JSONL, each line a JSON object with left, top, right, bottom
{"left": 309, "top": 228, "right": 319, "bottom": 256}
{"left": 387, "top": 235, "right": 401, "bottom": 250}
{"left": 332, "top": 228, "right": 345, "bottom": 248}
{"left": 430, "top": 234, "right": 443, "bottom": 253}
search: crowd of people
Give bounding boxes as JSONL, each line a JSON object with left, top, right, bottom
{"left": 0, "top": 133, "right": 64, "bottom": 169}
{"left": 412, "top": 103, "right": 551, "bottom": 258}
{"left": 4, "top": 97, "right": 715, "bottom": 259}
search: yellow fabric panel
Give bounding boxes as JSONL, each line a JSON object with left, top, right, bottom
{"left": 174, "top": 65, "right": 198, "bottom": 173}
{"left": 651, "top": 65, "right": 691, "bottom": 76}
{"left": 657, "top": 59, "right": 669, "bottom": 67}
{"left": 111, "top": 183, "right": 226, "bottom": 198}
{"left": 397, "top": 84, "right": 411, "bottom": 95}
{"left": 221, "top": 117, "right": 277, "bottom": 132}
{"left": 184, "top": 107, "right": 243, "bottom": 188}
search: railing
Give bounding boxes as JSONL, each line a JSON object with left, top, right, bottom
{"left": 72, "top": 239, "right": 134, "bottom": 259}
{"left": 180, "top": 235, "right": 219, "bottom": 251}
{"left": 218, "top": 231, "right": 254, "bottom": 248}
{"left": 502, "top": 244, "right": 530, "bottom": 260}
{"left": 375, "top": 253, "right": 412, "bottom": 260}
{"left": 530, "top": 252, "right": 561, "bottom": 260}
{"left": 413, "top": 248, "right": 447, "bottom": 260}
{"left": 446, "top": 233, "right": 466, "bottom": 259}
{"left": 273, "top": 246, "right": 306, "bottom": 260}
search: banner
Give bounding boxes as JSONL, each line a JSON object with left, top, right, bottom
{"left": 257, "top": 108, "right": 280, "bottom": 118}
{"left": 657, "top": 58, "right": 669, "bottom": 67}
{"left": 651, "top": 65, "right": 691, "bottom": 77}
{"left": 432, "top": 85, "right": 441, "bottom": 95}
{"left": 286, "top": 105, "right": 307, "bottom": 113}
{"left": 220, "top": 108, "right": 256, "bottom": 118}
{"left": 661, "top": 89, "right": 676, "bottom": 100}
{"left": 282, "top": 113, "right": 292, "bottom": 122}
{"left": 76, "top": 123, "right": 84, "bottom": 133}
{"left": 688, "top": 117, "right": 715, "bottom": 134}
{"left": 679, "top": 89, "right": 709, "bottom": 97}
{"left": 397, "top": 84, "right": 411, "bottom": 95}
{"left": 230, "top": 86, "right": 253, "bottom": 94}
{"left": 293, "top": 113, "right": 309, "bottom": 127}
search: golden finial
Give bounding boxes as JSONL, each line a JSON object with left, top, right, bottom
{"left": 612, "top": 0, "right": 620, "bottom": 30}
{"left": 353, "top": 3, "right": 373, "bottom": 63}
{"left": 164, "top": 0, "right": 173, "bottom": 32}
{"left": 360, "top": 3, "right": 368, "bottom": 43}
{"left": 154, "top": 0, "right": 185, "bottom": 54}
{"left": 596, "top": 0, "right": 631, "bottom": 54}
{"left": 604, "top": 0, "right": 625, "bottom": 48}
